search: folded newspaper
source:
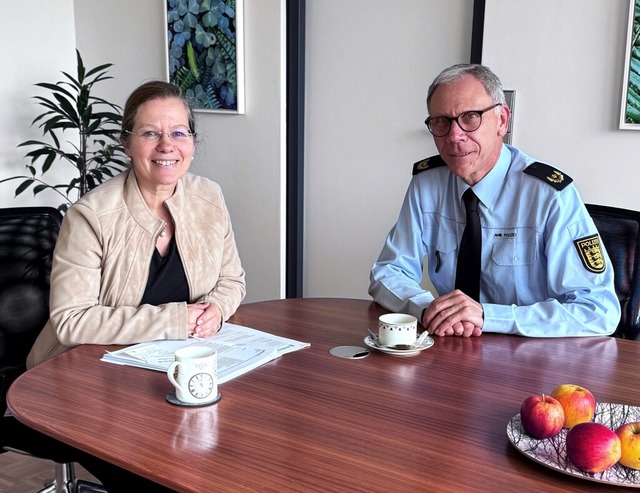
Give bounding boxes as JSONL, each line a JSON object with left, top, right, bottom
{"left": 101, "top": 323, "right": 310, "bottom": 384}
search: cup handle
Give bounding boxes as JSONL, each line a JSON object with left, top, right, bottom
{"left": 167, "top": 361, "right": 186, "bottom": 394}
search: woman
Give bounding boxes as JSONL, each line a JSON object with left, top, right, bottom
{"left": 18, "top": 81, "right": 245, "bottom": 491}
{"left": 27, "top": 80, "right": 245, "bottom": 367}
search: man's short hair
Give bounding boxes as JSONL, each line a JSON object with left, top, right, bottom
{"left": 427, "top": 64, "right": 506, "bottom": 110}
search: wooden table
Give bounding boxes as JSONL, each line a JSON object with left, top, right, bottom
{"left": 7, "top": 298, "right": 640, "bottom": 492}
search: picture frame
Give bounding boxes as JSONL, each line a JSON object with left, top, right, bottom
{"left": 502, "top": 90, "right": 516, "bottom": 145}
{"left": 620, "top": 0, "right": 640, "bottom": 129}
{"left": 165, "top": 0, "right": 245, "bottom": 114}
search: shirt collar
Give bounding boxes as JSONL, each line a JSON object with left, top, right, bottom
{"left": 457, "top": 144, "right": 511, "bottom": 208}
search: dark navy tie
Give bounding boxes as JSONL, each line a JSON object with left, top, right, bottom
{"left": 454, "top": 189, "right": 481, "bottom": 301}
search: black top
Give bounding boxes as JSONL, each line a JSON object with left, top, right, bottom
{"left": 140, "top": 237, "right": 190, "bottom": 305}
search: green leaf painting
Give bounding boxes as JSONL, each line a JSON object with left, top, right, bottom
{"left": 167, "top": 0, "right": 241, "bottom": 112}
{"left": 624, "top": 0, "right": 640, "bottom": 125}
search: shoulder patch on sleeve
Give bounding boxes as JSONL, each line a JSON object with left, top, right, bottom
{"left": 574, "top": 234, "right": 606, "bottom": 274}
{"left": 412, "top": 155, "right": 447, "bottom": 175}
{"left": 523, "top": 162, "right": 573, "bottom": 191}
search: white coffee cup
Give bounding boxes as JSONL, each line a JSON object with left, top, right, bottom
{"left": 167, "top": 346, "right": 218, "bottom": 404}
{"left": 378, "top": 313, "right": 417, "bottom": 346}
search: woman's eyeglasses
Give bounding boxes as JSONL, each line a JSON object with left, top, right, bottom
{"left": 124, "top": 128, "right": 195, "bottom": 142}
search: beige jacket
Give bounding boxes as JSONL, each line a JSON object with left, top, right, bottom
{"left": 28, "top": 170, "right": 245, "bottom": 367}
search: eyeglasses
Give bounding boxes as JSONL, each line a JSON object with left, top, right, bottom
{"left": 425, "top": 103, "right": 502, "bottom": 137}
{"left": 125, "top": 128, "right": 195, "bottom": 142}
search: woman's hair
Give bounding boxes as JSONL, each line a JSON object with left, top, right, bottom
{"left": 120, "top": 81, "right": 196, "bottom": 145}
{"left": 426, "top": 64, "right": 506, "bottom": 109}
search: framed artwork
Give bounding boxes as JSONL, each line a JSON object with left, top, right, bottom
{"left": 502, "top": 90, "right": 516, "bottom": 145}
{"left": 620, "top": 0, "right": 640, "bottom": 129}
{"left": 165, "top": 0, "right": 245, "bottom": 114}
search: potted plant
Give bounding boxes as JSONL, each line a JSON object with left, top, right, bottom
{"left": 0, "top": 50, "right": 128, "bottom": 212}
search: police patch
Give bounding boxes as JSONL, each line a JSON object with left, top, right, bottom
{"left": 574, "top": 234, "right": 606, "bottom": 274}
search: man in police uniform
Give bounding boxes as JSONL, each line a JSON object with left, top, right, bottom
{"left": 368, "top": 64, "right": 620, "bottom": 337}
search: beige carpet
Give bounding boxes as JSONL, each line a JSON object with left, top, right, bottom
{"left": 0, "top": 451, "right": 100, "bottom": 493}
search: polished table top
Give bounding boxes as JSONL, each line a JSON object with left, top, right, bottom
{"left": 8, "top": 298, "right": 640, "bottom": 492}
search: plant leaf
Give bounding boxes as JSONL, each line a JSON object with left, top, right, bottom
{"left": 8, "top": 49, "right": 126, "bottom": 209}
{"left": 15, "top": 179, "right": 35, "bottom": 195}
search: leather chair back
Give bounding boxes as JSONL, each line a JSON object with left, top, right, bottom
{"left": 587, "top": 204, "right": 640, "bottom": 339}
{"left": 0, "top": 207, "right": 61, "bottom": 414}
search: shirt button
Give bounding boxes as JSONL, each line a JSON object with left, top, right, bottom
{"left": 514, "top": 256, "right": 519, "bottom": 263}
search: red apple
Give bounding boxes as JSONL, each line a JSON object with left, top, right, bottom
{"left": 519, "top": 394, "right": 565, "bottom": 439}
{"left": 550, "top": 384, "right": 596, "bottom": 429}
{"left": 566, "top": 422, "right": 621, "bottom": 473}
{"left": 616, "top": 421, "right": 640, "bottom": 470}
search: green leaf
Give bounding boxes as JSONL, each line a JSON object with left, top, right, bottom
{"left": 34, "top": 82, "right": 75, "bottom": 100}
{"left": 54, "top": 95, "right": 80, "bottom": 125}
{"left": 85, "top": 64, "right": 114, "bottom": 79}
{"left": 15, "top": 179, "right": 35, "bottom": 195}
{"left": 76, "top": 49, "right": 86, "bottom": 82}
{"left": 24, "top": 148, "right": 54, "bottom": 160}
{"left": 33, "top": 184, "right": 49, "bottom": 194}
{"left": 18, "top": 139, "right": 48, "bottom": 148}
{"left": 42, "top": 153, "right": 56, "bottom": 173}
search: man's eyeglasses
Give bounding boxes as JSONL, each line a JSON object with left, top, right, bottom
{"left": 425, "top": 103, "right": 502, "bottom": 137}
{"left": 125, "top": 128, "right": 195, "bottom": 142}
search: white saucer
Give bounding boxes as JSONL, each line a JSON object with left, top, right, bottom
{"left": 363, "top": 334, "right": 434, "bottom": 356}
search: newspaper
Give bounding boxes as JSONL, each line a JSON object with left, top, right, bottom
{"left": 100, "top": 323, "right": 309, "bottom": 384}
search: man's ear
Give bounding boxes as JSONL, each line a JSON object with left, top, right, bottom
{"left": 497, "top": 104, "right": 511, "bottom": 138}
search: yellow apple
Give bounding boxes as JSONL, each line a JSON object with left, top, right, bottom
{"left": 566, "top": 422, "right": 621, "bottom": 473}
{"left": 616, "top": 421, "right": 640, "bottom": 470}
{"left": 550, "top": 384, "right": 596, "bottom": 429}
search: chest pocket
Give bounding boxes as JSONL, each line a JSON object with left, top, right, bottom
{"left": 423, "top": 224, "right": 458, "bottom": 287}
{"left": 490, "top": 239, "right": 537, "bottom": 266}
{"left": 422, "top": 224, "right": 457, "bottom": 254}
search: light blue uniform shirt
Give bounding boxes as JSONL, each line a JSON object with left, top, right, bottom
{"left": 369, "top": 145, "right": 621, "bottom": 337}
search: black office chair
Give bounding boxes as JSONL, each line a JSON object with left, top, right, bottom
{"left": 0, "top": 207, "right": 106, "bottom": 493}
{"left": 586, "top": 204, "right": 640, "bottom": 340}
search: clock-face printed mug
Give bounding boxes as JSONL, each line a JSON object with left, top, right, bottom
{"left": 167, "top": 346, "right": 218, "bottom": 404}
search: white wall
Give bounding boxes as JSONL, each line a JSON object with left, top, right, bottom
{"left": 73, "top": 0, "right": 168, "bottom": 101}
{"left": 0, "top": 0, "right": 285, "bottom": 304}
{"left": 0, "top": 1, "right": 77, "bottom": 207}
{"left": 483, "top": 0, "right": 638, "bottom": 211}
{"left": 303, "top": 0, "right": 473, "bottom": 299}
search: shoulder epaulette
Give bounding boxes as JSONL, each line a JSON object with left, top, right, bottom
{"left": 412, "top": 155, "right": 447, "bottom": 175}
{"left": 523, "top": 162, "right": 573, "bottom": 191}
